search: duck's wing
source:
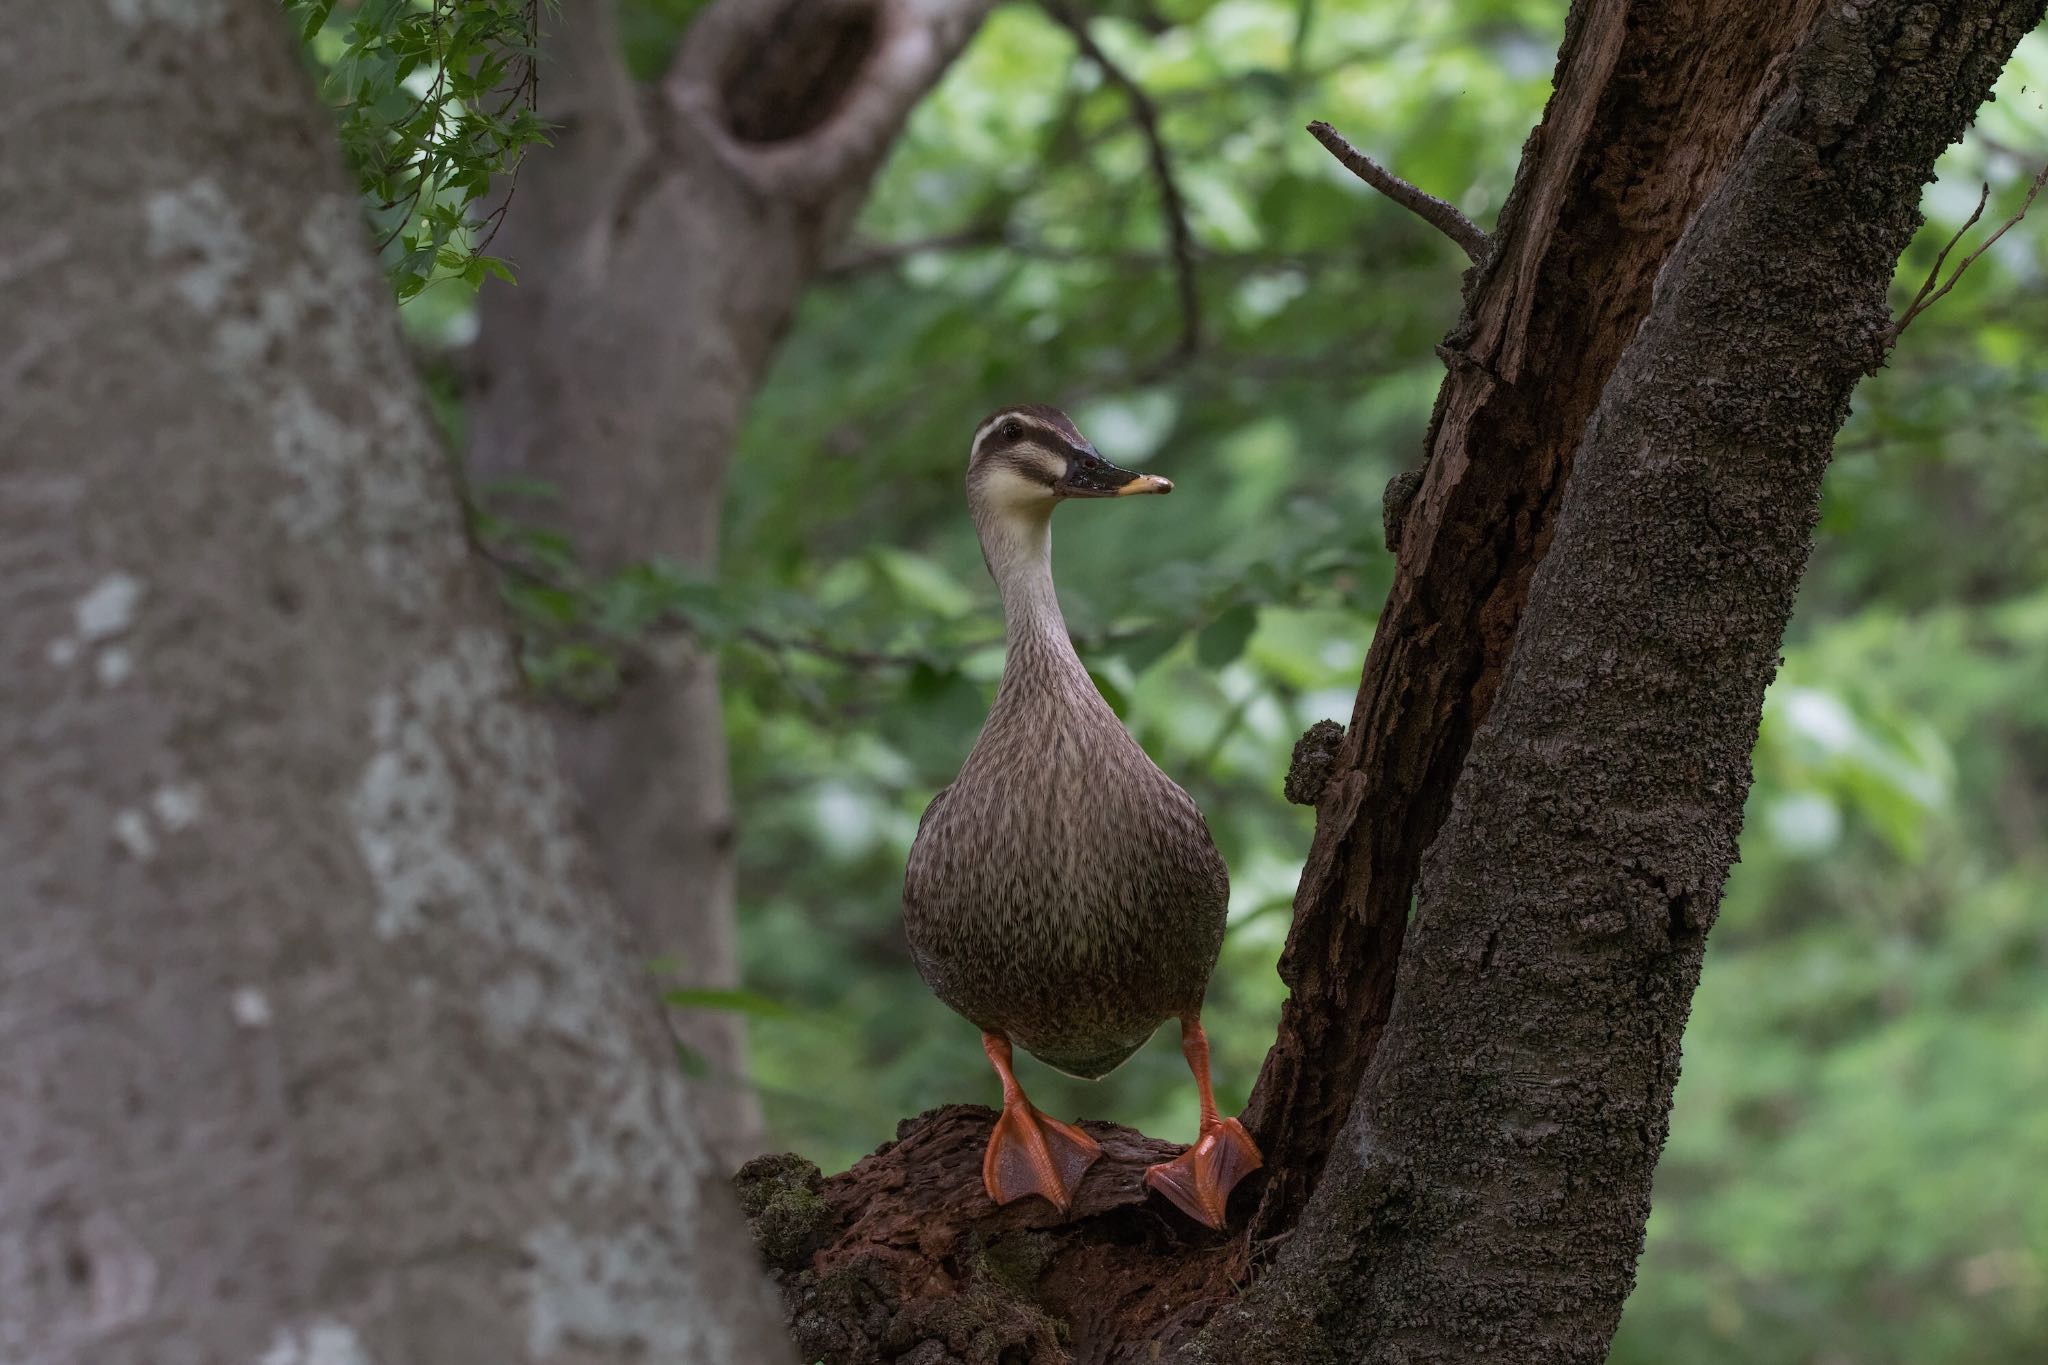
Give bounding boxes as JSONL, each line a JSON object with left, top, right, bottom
{"left": 902, "top": 781, "right": 955, "bottom": 914}
{"left": 912, "top": 781, "right": 955, "bottom": 836}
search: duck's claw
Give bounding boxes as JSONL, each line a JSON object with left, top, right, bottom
{"left": 1144, "top": 1116, "right": 1262, "bottom": 1229}
{"left": 984, "top": 1101, "right": 1102, "bottom": 1215}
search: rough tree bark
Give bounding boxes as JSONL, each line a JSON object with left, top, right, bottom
{"left": 0, "top": 3, "right": 789, "bottom": 1362}
{"left": 1196, "top": 0, "right": 2046, "bottom": 1358}
{"left": 734, "top": 1, "right": 2045, "bottom": 1362}
{"left": 468, "top": 0, "right": 992, "bottom": 1167}
{"left": 1241, "top": 0, "right": 1842, "bottom": 1233}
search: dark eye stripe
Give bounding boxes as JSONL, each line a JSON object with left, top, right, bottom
{"left": 976, "top": 417, "right": 1046, "bottom": 458}
{"left": 993, "top": 449, "right": 1060, "bottom": 484}
{"left": 972, "top": 410, "right": 1093, "bottom": 467}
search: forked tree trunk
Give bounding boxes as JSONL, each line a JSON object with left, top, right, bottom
{"left": 737, "top": 1, "right": 2046, "bottom": 1361}
{"left": 1240, "top": 0, "right": 1846, "bottom": 1231}
{"left": 468, "top": 0, "right": 991, "bottom": 1167}
{"left": 0, "top": 3, "right": 788, "bottom": 1361}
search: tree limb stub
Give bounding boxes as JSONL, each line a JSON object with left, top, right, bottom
{"left": 1305, "top": 120, "right": 1489, "bottom": 262}
{"left": 738, "top": 1106, "right": 1246, "bottom": 1365}
{"left": 1240, "top": 0, "right": 1837, "bottom": 1241}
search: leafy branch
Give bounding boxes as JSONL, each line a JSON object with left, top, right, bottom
{"left": 468, "top": 491, "right": 1379, "bottom": 714}
{"left": 288, "top": 0, "right": 554, "bottom": 298}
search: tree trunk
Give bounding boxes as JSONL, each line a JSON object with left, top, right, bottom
{"left": 0, "top": 4, "right": 790, "bottom": 1362}
{"left": 737, "top": 1, "right": 2045, "bottom": 1361}
{"left": 1240, "top": 0, "right": 1846, "bottom": 1233}
{"left": 467, "top": 0, "right": 991, "bottom": 1168}
{"left": 1196, "top": 0, "right": 2046, "bottom": 1358}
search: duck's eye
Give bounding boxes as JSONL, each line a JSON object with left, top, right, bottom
{"left": 1002, "top": 420, "right": 1024, "bottom": 441}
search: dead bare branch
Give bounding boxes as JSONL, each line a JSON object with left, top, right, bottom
{"left": 1306, "top": 119, "right": 1490, "bottom": 263}
{"left": 1887, "top": 161, "right": 2048, "bottom": 344}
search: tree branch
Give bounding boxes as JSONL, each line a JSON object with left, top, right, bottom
{"left": 1044, "top": 4, "right": 1202, "bottom": 361}
{"left": 1203, "top": 1, "right": 2046, "bottom": 1358}
{"left": 1305, "top": 119, "right": 1489, "bottom": 263}
{"left": 822, "top": 228, "right": 1351, "bottom": 281}
{"left": 664, "top": 0, "right": 997, "bottom": 204}
{"left": 1240, "top": 0, "right": 1832, "bottom": 1245}
{"left": 1886, "top": 161, "right": 2048, "bottom": 345}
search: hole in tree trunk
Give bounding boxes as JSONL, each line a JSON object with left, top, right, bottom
{"left": 719, "top": 0, "right": 882, "bottom": 145}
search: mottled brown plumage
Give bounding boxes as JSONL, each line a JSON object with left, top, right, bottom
{"left": 901, "top": 406, "right": 1259, "bottom": 1227}
{"left": 904, "top": 613, "right": 1229, "bottom": 1077}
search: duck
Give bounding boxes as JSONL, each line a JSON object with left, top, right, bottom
{"left": 902, "top": 404, "right": 1262, "bottom": 1229}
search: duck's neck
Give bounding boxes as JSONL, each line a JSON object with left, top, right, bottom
{"left": 976, "top": 507, "right": 1090, "bottom": 697}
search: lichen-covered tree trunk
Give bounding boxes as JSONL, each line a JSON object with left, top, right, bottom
{"left": 740, "top": 1, "right": 2046, "bottom": 1361}
{"left": 467, "top": 0, "right": 991, "bottom": 1167}
{"left": 0, "top": 3, "right": 791, "bottom": 1361}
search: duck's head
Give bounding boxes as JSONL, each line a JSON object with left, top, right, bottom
{"left": 966, "top": 404, "right": 1172, "bottom": 523}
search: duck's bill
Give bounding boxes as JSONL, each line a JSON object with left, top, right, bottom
{"left": 1113, "top": 473, "right": 1173, "bottom": 496}
{"left": 1058, "top": 461, "right": 1174, "bottom": 498}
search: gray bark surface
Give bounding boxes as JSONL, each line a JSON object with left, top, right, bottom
{"left": 468, "top": 0, "right": 992, "bottom": 1167}
{"left": 1195, "top": 1, "right": 2046, "bottom": 1361}
{"left": 0, "top": 3, "right": 791, "bottom": 1361}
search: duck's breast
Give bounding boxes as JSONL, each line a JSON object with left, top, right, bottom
{"left": 903, "top": 698, "right": 1228, "bottom": 1074}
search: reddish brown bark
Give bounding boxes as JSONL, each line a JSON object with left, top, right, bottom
{"left": 1239, "top": 0, "right": 1832, "bottom": 1235}
{"left": 737, "top": 1107, "right": 1239, "bottom": 1365}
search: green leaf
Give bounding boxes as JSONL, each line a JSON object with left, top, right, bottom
{"left": 296, "top": 0, "right": 337, "bottom": 44}
{"left": 1088, "top": 667, "right": 1131, "bottom": 717}
{"left": 1114, "top": 624, "right": 1184, "bottom": 673}
{"left": 503, "top": 581, "right": 580, "bottom": 625}
{"left": 663, "top": 987, "right": 797, "bottom": 1019}
{"left": 907, "top": 661, "right": 959, "bottom": 701}
{"left": 475, "top": 476, "right": 559, "bottom": 503}
{"left": 1197, "top": 604, "right": 1259, "bottom": 669}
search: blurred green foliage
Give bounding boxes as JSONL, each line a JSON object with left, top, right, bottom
{"left": 424, "top": 0, "right": 2048, "bottom": 1358}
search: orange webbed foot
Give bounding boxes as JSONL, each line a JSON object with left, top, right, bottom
{"left": 1144, "top": 1115, "right": 1262, "bottom": 1229}
{"left": 984, "top": 1100, "right": 1103, "bottom": 1214}
{"left": 978, "top": 1032, "right": 1102, "bottom": 1215}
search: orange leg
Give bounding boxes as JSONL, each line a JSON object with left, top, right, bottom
{"left": 980, "top": 1032, "right": 1102, "bottom": 1215}
{"left": 1143, "top": 1016, "right": 1263, "bottom": 1229}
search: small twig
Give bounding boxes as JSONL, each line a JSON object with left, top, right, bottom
{"left": 1887, "top": 162, "right": 2048, "bottom": 344}
{"left": 470, "top": 532, "right": 950, "bottom": 674}
{"left": 1045, "top": 4, "right": 1202, "bottom": 362}
{"left": 1890, "top": 183, "right": 1988, "bottom": 337}
{"left": 1305, "top": 119, "right": 1489, "bottom": 263}
{"left": 824, "top": 230, "right": 1348, "bottom": 281}
{"left": 821, "top": 225, "right": 1011, "bottom": 277}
